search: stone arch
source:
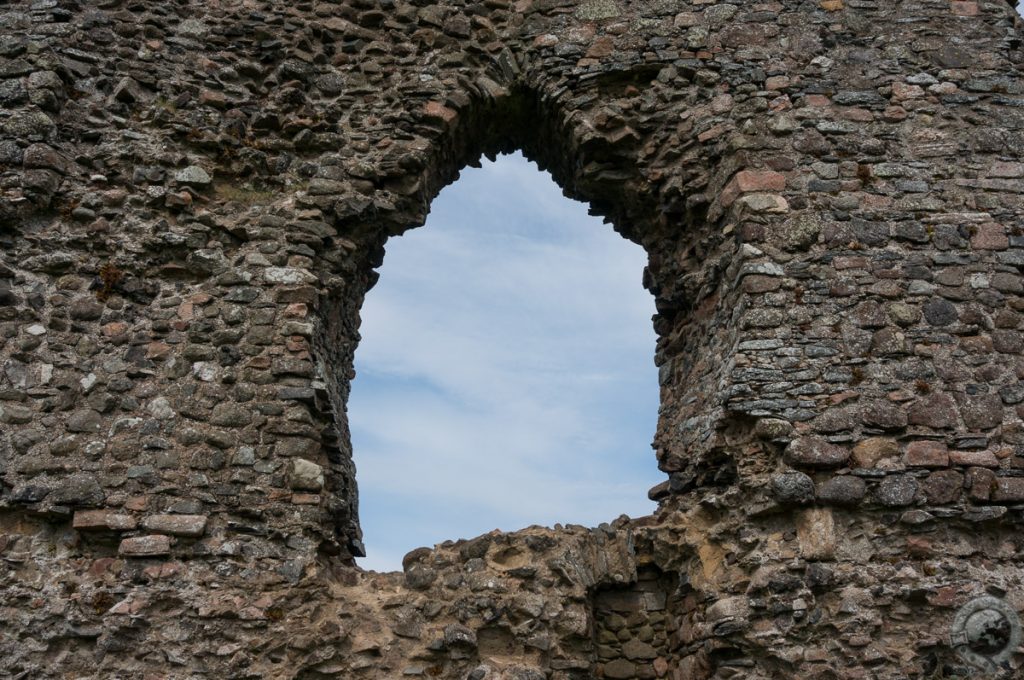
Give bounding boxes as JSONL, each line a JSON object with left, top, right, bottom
{"left": 307, "top": 70, "right": 727, "bottom": 558}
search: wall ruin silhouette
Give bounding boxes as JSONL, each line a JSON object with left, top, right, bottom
{"left": 2, "top": 0, "right": 1024, "bottom": 677}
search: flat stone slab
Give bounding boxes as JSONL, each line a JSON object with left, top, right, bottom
{"left": 140, "top": 514, "right": 208, "bottom": 537}
{"left": 118, "top": 535, "right": 171, "bottom": 557}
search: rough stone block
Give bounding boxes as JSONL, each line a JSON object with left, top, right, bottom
{"left": 949, "top": 449, "right": 999, "bottom": 467}
{"left": 904, "top": 441, "right": 949, "bottom": 468}
{"left": 118, "top": 535, "right": 172, "bottom": 557}
{"left": 785, "top": 437, "right": 850, "bottom": 468}
{"left": 140, "top": 514, "right": 208, "bottom": 537}
{"left": 73, "top": 510, "right": 137, "bottom": 531}
{"left": 796, "top": 508, "right": 836, "bottom": 560}
{"left": 289, "top": 458, "right": 324, "bottom": 491}
{"left": 720, "top": 170, "right": 787, "bottom": 208}
{"left": 993, "top": 478, "right": 1024, "bottom": 502}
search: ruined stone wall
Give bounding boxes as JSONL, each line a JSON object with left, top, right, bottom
{"left": 2, "top": 0, "right": 1024, "bottom": 677}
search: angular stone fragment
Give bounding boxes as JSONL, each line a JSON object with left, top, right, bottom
{"left": 922, "top": 470, "right": 963, "bottom": 504}
{"left": 175, "top": 165, "right": 211, "bottom": 186}
{"left": 209, "top": 403, "right": 252, "bottom": 427}
{"left": 908, "top": 393, "right": 959, "bottom": 429}
{"left": 860, "top": 400, "right": 907, "bottom": 430}
{"left": 967, "top": 467, "right": 997, "bottom": 501}
{"left": 112, "top": 76, "right": 144, "bottom": 103}
{"left": 796, "top": 508, "right": 836, "bottom": 560}
{"left": 404, "top": 564, "right": 436, "bottom": 590}
{"left": 852, "top": 437, "right": 900, "bottom": 469}
{"left": 785, "top": 437, "right": 850, "bottom": 468}
{"left": 289, "top": 458, "right": 324, "bottom": 491}
{"left": 720, "top": 170, "right": 787, "bottom": 208}
{"left": 993, "top": 478, "right": 1024, "bottom": 502}
{"left": 50, "top": 474, "right": 104, "bottom": 507}
{"left": 904, "top": 441, "right": 949, "bottom": 468}
{"left": 119, "top": 535, "right": 171, "bottom": 557}
{"left": 622, "top": 638, "right": 657, "bottom": 660}
{"left": 141, "top": 514, "right": 208, "bottom": 537}
{"left": 956, "top": 393, "right": 1004, "bottom": 430}
{"left": 923, "top": 298, "right": 957, "bottom": 326}
{"left": 422, "top": 101, "right": 457, "bottom": 125}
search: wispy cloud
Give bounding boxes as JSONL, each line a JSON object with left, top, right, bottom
{"left": 350, "top": 152, "right": 662, "bottom": 571}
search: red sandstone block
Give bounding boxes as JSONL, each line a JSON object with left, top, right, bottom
{"left": 423, "top": 101, "right": 457, "bottom": 125}
{"left": 949, "top": 449, "right": 1000, "bottom": 468}
{"left": 119, "top": 535, "right": 172, "bottom": 557}
{"left": 721, "top": 170, "right": 787, "bottom": 208}
{"left": 73, "top": 509, "right": 137, "bottom": 532}
{"left": 697, "top": 122, "right": 730, "bottom": 142}
{"left": 904, "top": 441, "right": 949, "bottom": 468}
{"left": 971, "top": 223, "right": 1009, "bottom": 251}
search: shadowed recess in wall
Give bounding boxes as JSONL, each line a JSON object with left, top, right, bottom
{"left": 350, "top": 152, "right": 662, "bottom": 571}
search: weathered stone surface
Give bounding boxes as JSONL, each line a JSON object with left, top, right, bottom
{"left": 771, "top": 471, "right": 815, "bottom": 505}
{"left": 796, "top": 508, "right": 836, "bottom": 560}
{"left": 907, "top": 394, "right": 960, "bottom": 429}
{"left": 816, "top": 476, "right": 867, "bottom": 505}
{"left": 905, "top": 441, "right": 949, "bottom": 468}
{"left": 73, "top": 509, "right": 137, "bottom": 531}
{"left": 1, "top": 1, "right": 1023, "bottom": 678}
{"left": 289, "top": 458, "right": 324, "bottom": 492}
{"left": 118, "top": 535, "right": 172, "bottom": 557}
{"left": 851, "top": 438, "right": 900, "bottom": 469}
{"left": 140, "top": 514, "right": 208, "bottom": 537}
{"left": 785, "top": 437, "right": 850, "bottom": 468}
{"left": 922, "top": 471, "right": 963, "bottom": 505}
{"left": 174, "top": 165, "right": 211, "bottom": 186}
{"left": 876, "top": 475, "right": 919, "bottom": 507}
{"left": 956, "top": 394, "right": 1004, "bottom": 430}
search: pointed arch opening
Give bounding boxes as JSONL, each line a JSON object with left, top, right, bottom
{"left": 312, "top": 79, "right": 725, "bottom": 564}
{"left": 350, "top": 151, "right": 662, "bottom": 570}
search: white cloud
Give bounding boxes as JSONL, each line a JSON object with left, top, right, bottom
{"left": 350, "top": 152, "right": 662, "bottom": 571}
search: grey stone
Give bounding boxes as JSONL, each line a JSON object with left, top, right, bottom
{"left": 771, "top": 471, "right": 815, "bottom": 504}
{"left": 923, "top": 298, "right": 958, "bottom": 326}
{"left": 816, "top": 476, "right": 866, "bottom": 505}
{"left": 876, "top": 474, "right": 918, "bottom": 507}
{"left": 175, "top": 165, "right": 212, "bottom": 186}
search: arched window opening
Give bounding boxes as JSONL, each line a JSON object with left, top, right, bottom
{"left": 350, "top": 152, "right": 661, "bottom": 571}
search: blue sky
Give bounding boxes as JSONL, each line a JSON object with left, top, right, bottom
{"left": 349, "top": 152, "right": 662, "bottom": 571}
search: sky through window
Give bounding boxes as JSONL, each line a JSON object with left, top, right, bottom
{"left": 350, "top": 152, "right": 662, "bottom": 572}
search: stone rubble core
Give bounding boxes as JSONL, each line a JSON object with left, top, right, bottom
{"left": 1, "top": 0, "right": 1024, "bottom": 678}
